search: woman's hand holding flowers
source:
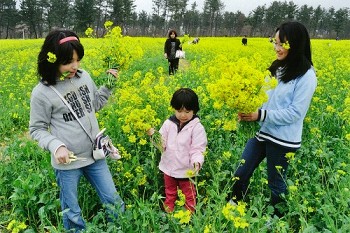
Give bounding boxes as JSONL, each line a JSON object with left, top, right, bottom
{"left": 238, "top": 112, "right": 259, "bottom": 122}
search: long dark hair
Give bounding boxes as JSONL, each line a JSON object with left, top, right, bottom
{"left": 268, "top": 21, "right": 313, "bottom": 83}
{"left": 37, "top": 29, "right": 84, "bottom": 85}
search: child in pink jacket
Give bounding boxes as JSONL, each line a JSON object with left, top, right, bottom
{"left": 148, "top": 88, "right": 207, "bottom": 213}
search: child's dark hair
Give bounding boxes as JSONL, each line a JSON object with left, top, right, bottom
{"left": 167, "top": 29, "right": 178, "bottom": 38}
{"left": 268, "top": 21, "right": 312, "bottom": 83}
{"left": 170, "top": 88, "right": 199, "bottom": 114}
{"left": 37, "top": 29, "right": 84, "bottom": 85}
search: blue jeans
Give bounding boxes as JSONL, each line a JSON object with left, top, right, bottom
{"left": 231, "top": 137, "right": 297, "bottom": 205}
{"left": 55, "top": 159, "right": 125, "bottom": 232}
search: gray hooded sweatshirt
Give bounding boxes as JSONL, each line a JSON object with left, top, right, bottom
{"left": 29, "top": 69, "right": 112, "bottom": 170}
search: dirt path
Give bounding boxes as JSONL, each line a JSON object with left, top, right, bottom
{"left": 179, "top": 59, "right": 191, "bottom": 72}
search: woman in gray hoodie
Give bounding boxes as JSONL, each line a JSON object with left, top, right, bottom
{"left": 29, "top": 29, "right": 124, "bottom": 232}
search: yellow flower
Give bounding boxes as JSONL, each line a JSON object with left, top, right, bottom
{"left": 198, "top": 180, "right": 206, "bottom": 187}
{"left": 337, "top": 169, "right": 346, "bottom": 176}
{"left": 135, "top": 166, "right": 143, "bottom": 173}
{"left": 47, "top": 52, "right": 57, "bottom": 63}
{"left": 173, "top": 209, "right": 191, "bottom": 224}
{"left": 285, "top": 152, "right": 295, "bottom": 162}
{"left": 261, "top": 178, "right": 268, "bottom": 184}
{"left": 345, "top": 134, "right": 350, "bottom": 141}
{"left": 282, "top": 41, "right": 290, "bottom": 50}
{"left": 139, "top": 138, "right": 147, "bottom": 145}
{"left": 289, "top": 185, "right": 298, "bottom": 192}
{"left": 204, "top": 224, "right": 212, "bottom": 233}
{"left": 128, "top": 134, "right": 136, "bottom": 143}
{"left": 275, "top": 165, "right": 283, "bottom": 172}
{"left": 138, "top": 175, "right": 147, "bottom": 186}
{"left": 85, "top": 27, "right": 94, "bottom": 37}
{"left": 131, "top": 188, "right": 138, "bottom": 196}
{"left": 122, "top": 124, "right": 131, "bottom": 134}
{"left": 223, "top": 151, "right": 232, "bottom": 160}
{"left": 186, "top": 169, "right": 195, "bottom": 177}
{"left": 104, "top": 20, "right": 114, "bottom": 29}
{"left": 216, "top": 159, "right": 222, "bottom": 167}
{"left": 175, "top": 189, "right": 186, "bottom": 207}
{"left": 326, "top": 105, "right": 335, "bottom": 113}
{"left": 222, "top": 201, "right": 249, "bottom": 229}
{"left": 124, "top": 171, "right": 134, "bottom": 180}
{"left": 7, "top": 220, "right": 27, "bottom": 233}
{"left": 272, "top": 38, "right": 290, "bottom": 50}
{"left": 157, "top": 66, "right": 164, "bottom": 74}
{"left": 222, "top": 119, "right": 237, "bottom": 131}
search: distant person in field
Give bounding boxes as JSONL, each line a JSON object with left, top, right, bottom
{"left": 192, "top": 37, "right": 200, "bottom": 44}
{"left": 242, "top": 35, "right": 248, "bottom": 45}
{"left": 29, "top": 29, "right": 124, "bottom": 232}
{"left": 147, "top": 88, "right": 207, "bottom": 213}
{"left": 228, "top": 21, "right": 317, "bottom": 218}
{"left": 164, "top": 29, "right": 182, "bottom": 75}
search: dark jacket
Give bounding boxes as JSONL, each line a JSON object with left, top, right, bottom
{"left": 164, "top": 38, "right": 182, "bottom": 59}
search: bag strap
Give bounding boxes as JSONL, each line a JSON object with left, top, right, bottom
{"left": 49, "top": 85, "right": 94, "bottom": 143}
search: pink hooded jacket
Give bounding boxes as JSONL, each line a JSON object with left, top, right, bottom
{"left": 159, "top": 117, "right": 207, "bottom": 178}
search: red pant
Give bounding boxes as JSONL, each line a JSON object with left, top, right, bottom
{"left": 163, "top": 173, "right": 196, "bottom": 212}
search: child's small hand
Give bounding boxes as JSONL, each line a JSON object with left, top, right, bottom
{"left": 147, "top": 128, "right": 155, "bottom": 136}
{"left": 193, "top": 162, "right": 201, "bottom": 173}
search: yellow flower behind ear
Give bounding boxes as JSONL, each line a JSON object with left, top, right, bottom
{"left": 282, "top": 41, "right": 290, "bottom": 50}
{"left": 47, "top": 52, "right": 57, "bottom": 63}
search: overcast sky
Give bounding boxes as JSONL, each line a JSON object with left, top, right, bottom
{"left": 134, "top": 0, "right": 349, "bottom": 15}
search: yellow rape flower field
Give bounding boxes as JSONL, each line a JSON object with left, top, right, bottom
{"left": 0, "top": 35, "right": 349, "bottom": 232}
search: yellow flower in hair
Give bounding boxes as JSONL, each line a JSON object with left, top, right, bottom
{"left": 282, "top": 41, "right": 290, "bottom": 50}
{"left": 271, "top": 38, "right": 290, "bottom": 50}
{"left": 47, "top": 52, "right": 57, "bottom": 63}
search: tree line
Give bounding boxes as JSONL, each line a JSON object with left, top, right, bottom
{"left": 1, "top": 0, "right": 349, "bottom": 39}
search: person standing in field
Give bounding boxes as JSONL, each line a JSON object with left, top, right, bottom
{"left": 29, "top": 29, "right": 124, "bottom": 232}
{"left": 164, "top": 29, "right": 182, "bottom": 75}
{"left": 229, "top": 21, "right": 317, "bottom": 217}
{"left": 242, "top": 35, "right": 248, "bottom": 45}
{"left": 147, "top": 88, "right": 207, "bottom": 213}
